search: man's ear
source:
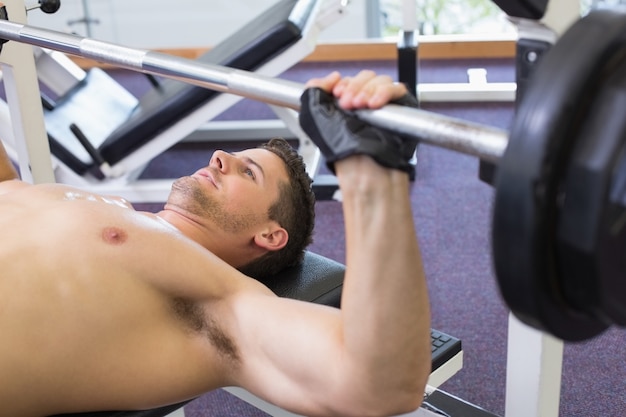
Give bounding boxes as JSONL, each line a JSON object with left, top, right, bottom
{"left": 253, "top": 224, "right": 288, "bottom": 252}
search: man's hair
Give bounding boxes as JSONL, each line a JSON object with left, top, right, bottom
{"left": 238, "top": 138, "right": 316, "bottom": 279}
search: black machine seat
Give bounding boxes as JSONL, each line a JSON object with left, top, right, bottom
{"left": 260, "top": 250, "right": 344, "bottom": 307}
{"left": 46, "top": 0, "right": 316, "bottom": 175}
{"left": 491, "top": 0, "right": 549, "bottom": 20}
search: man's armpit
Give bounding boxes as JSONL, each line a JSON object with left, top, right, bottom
{"left": 170, "top": 296, "right": 240, "bottom": 363}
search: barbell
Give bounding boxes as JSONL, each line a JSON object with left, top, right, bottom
{"left": 0, "top": 7, "right": 624, "bottom": 341}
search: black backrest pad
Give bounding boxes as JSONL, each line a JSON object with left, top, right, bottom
{"left": 48, "top": 402, "right": 188, "bottom": 417}
{"left": 99, "top": 0, "right": 315, "bottom": 165}
{"left": 491, "top": 0, "right": 548, "bottom": 19}
{"left": 259, "top": 251, "right": 345, "bottom": 308}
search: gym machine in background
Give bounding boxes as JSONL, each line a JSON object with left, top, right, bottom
{"left": 0, "top": 0, "right": 350, "bottom": 201}
{"left": 391, "top": 0, "right": 517, "bottom": 103}
{"left": 393, "top": 0, "right": 580, "bottom": 104}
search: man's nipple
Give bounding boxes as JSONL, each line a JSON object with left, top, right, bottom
{"left": 102, "top": 226, "right": 128, "bottom": 245}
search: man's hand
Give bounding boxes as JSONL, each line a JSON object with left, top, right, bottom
{"left": 304, "top": 70, "right": 407, "bottom": 110}
{"left": 299, "top": 70, "right": 419, "bottom": 178}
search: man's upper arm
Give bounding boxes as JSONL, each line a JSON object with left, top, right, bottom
{"left": 226, "top": 289, "right": 353, "bottom": 416}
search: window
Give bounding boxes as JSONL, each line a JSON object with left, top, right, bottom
{"left": 379, "top": 0, "right": 516, "bottom": 36}
{"left": 378, "top": 0, "right": 626, "bottom": 38}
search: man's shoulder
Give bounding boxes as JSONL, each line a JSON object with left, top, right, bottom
{"left": 0, "top": 179, "right": 31, "bottom": 196}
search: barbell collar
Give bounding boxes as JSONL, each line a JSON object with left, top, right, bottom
{"left": 0, "top": 18, "right": 508, "bottom": 163}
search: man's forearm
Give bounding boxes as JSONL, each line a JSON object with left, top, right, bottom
{"left": 0, "top": 139, "right": 19, "bottom": 181}
{"left": 337, "top": 156, "right": 431, "bottom": 412}
{"left": 297, "top": 71, "right": 430, "bottom": 415}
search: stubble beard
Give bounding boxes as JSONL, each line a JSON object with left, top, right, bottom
{"left": 170, "top": 176, "right": 264, "bottom": 234}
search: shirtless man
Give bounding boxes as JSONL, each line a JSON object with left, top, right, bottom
{"left": 0, "top": 70, "right": 430, "bottom": 417}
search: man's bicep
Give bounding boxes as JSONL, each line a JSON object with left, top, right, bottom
{"left": 228, "top": 292, "right": 349, "bottom": 416}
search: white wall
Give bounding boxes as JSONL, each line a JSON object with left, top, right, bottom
{"left": 26, "top": 0, "right": 368, "bottom": 49}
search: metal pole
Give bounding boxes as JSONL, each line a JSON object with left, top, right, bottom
{"left": 0, "top": 18, "right": 508, "bottom": 163}
{"left": 0, "top": 0, "right": 55, "bottom": 184}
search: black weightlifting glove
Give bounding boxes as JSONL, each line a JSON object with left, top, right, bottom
{"left": 299, "top": 87, "right": 419, "bottom": 179}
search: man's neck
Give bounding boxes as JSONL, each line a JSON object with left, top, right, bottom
{"left": 154, "top": 208, "right": 260, "bottom": 271}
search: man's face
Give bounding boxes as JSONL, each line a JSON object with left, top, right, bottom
{"left": 166, "top": 148, "right": 287, "bottom": 235}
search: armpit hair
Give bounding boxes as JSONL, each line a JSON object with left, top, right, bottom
{"left": 170, "top": 297, "right": 240, "bottom": 363}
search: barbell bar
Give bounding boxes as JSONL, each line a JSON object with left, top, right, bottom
{"left": 1, "top": 7, "right": 626, "bottom": 342}
{"left": 0, "top": 17, "right": 508, "bottom": 164}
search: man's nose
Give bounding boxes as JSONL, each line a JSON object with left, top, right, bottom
{"left": 210, "top": 150, "right": 230, "bottom": 172}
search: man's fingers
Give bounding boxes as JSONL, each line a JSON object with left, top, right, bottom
{"left": 305, "top": 71, "right": 342, "bottom": 91}
{"left": 304, "top": 70, "right": 410, "bottom": 110}
{"left": 366, "top": 82, "right": 409, "bottom": 109}
{"left": 335, "top": 70, "right": 376, "bottom": 108}
{"left": 338, "top": 71, "right": 408, "bottom": 110}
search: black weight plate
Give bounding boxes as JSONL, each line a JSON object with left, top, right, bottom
{"left": 557, "top": 61, "right": 626, "bottom": 325}
{"left": 492, "top": 10, "right": 626, "bottom": 341}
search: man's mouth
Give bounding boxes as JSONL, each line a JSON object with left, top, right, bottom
{"left": 194, "top": 169, "right": 218, "bottom": 188}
